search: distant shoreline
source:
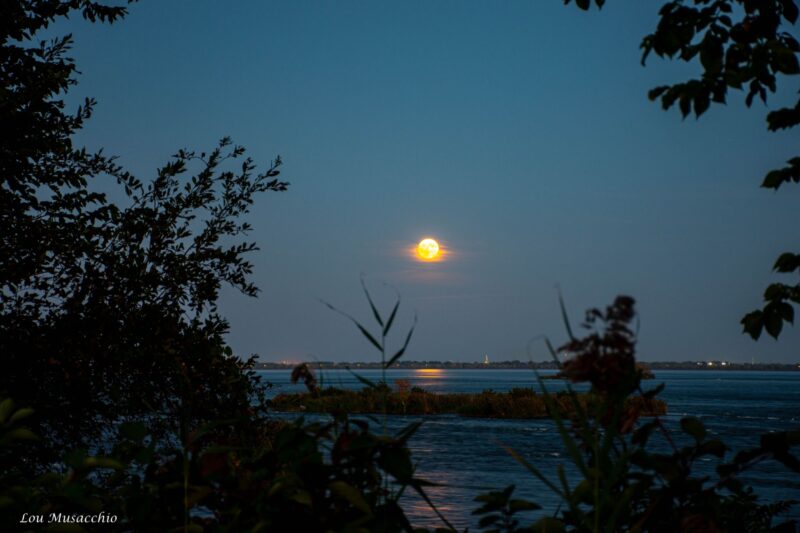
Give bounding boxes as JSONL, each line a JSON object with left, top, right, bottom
{"left": 256, "top": 361, "right": 799, "bottom": 371}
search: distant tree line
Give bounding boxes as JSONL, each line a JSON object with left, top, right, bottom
{"left": 257, "top": 360, "right": 798, "bottom": 370}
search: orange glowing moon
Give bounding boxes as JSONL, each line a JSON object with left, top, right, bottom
{"left": 416, "top": 238, "right": 440, "bottom": 260}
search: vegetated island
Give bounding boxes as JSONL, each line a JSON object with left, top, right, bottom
{"left": 257, "top": 360, "right": 799, "bottom": 371}
{"left": 269, "top": 383, "right": 667, "bottom": 420}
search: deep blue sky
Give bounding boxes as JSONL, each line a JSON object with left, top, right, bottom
{"left": 57, "top": 1, "right": 799, "bottom": 363}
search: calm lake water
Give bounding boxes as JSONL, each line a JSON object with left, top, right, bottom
{"left": 258, "top": 369, "right": 800, "bottom": 528}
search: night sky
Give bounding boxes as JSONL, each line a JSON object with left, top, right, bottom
{"left": 56, "top": 1, "right": 799, "bottom": 363}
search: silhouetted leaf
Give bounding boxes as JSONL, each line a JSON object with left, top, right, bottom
{"left": 380, "top": 447, "right": 413, "bottom": 482}
{"left": 632, "top": 420, "right": 658, "bottom": 446}
{"left": 765, "top": 309, "right": 784, "bottom": 338}
{"left": 8, "top": 407, "right": 33, "bottom": 424}
{"left": 681, "top": 416, "right": 706, "bottom": 442}
{"left": 767, "top": 102, "right": 800, "bottom": 131}
{"left": 694, "top": 91, "right": 710, "bottom": 117}
{"left": 700, "top": 37, "right": 723, "bottom": 74}
{"left": 697, "top": 439, "right": 727, "bottom": 458}
{"left": 395, "top": 420, "right": 423, "bottom": 444}
{"left": 774, "top": 47, "right": 800, "bottom": 74}
{"left": 329, "top": 481, "right": 373, "bottom": 516}
{"left": 558, "top": 288, "right": 575, "bottom": 341}
{"left": 473, "top": 485, "right": 514, "bottom": 514}
{"left": 383, "top": 300, "right": 400, "bottom": 337}
{"left": 778, "top": 302, "right": 795, "bottom": 324}
{"left": 361, "top": 276, "right": 384, "bottom": 328}
{"left": 385, "top": 314, "right": 416, "bottom": 369}
{"left": 355, "top": 323, "right": 383, "bottom": 352}
{"left": 762, "top": 169, "right": 786, "bottom": 189}
{"left": 409, "top": 479, "right": 456, "bottom": 530}
{"left": 782, "top": 0, "right": 800, "bottom": 23}
{"left": 0, "top": 399, "right": 13, "bottom": 424}
{"left": 774, "top": 253, "right": 800, "bottom": 273}
{"left": 679, "top": 94, "right": 692, "bottom": 117}
{"left": 478, "top": 514, "right": 500, "bottom": 527}
{"left": 290, "top": 490, "right": 312, "bottom": 507}
{"left": 643, "top": 383, "right": 665, "bottom": 399}
{"left": 741, "top": 311, "right": 764, "bottom": 340}
{"left": 648, "top": 86, "right": 669, "bottom": 101}
{"left": 509, "top": 498, "right": 541, "bottom": 512}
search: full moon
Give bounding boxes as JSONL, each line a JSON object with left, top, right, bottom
{"left": 417, "top": 238, "right": 440, "bottom": 260}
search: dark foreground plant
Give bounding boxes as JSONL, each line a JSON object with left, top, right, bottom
{"left": 0, "top": 398, "right": 444, "bottom": 532}
{"left": 0, "top": 280, "right": 455, "bottom": 532}
{"left": 320, "top": 277, "right": 417, "bottom": 427}
{"left": 2, "top": 1, "right": 288, "bottom": 471}
{"left": 475, "top": 296, "right": 800, "bottom": 532}
{"left": 316, "top": 279, "right": 454, "bottom": 530}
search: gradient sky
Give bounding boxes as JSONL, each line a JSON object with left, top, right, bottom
{"left": 56, "top": 1, "right": 799, "bottom": 363}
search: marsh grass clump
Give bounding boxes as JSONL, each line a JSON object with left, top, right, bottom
{"left": 508, "top": 387, "right": 537, "bottom": 399}
{"left": 269, "top": 382, "right": 666, "bottom": 420}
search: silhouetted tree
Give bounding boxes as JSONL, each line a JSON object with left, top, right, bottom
{"left": 566, "top": 0, "right": 800, "bottom": 340}
{"left": 1, "top": 1, "right": 288, "bottom": 466}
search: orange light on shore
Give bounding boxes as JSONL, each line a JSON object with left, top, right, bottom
{"left": 415, "top": 368, "right": 444, "bottom": 376}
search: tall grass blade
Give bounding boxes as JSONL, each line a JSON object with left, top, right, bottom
{"left": 557, "top": 287, "right": 576, "bottom": 342}
{"left": 361, "top": 276, "right": 384, "bottom": 327}
{"left": 556, "top": 464, "right": 572, "bottom": 500}
{"left": 384, "top": 314, "right": 416, "bottom": 369}
{"left": 543, "top": 337, "right": 561, "bottom": 367}
{"left": 410, "top": 480, "right": 456, "bottom": 530}
{"left": 535, "top": 374, "right": 589, "bottom": 477}
{"left": 345, "top": 367, "right": 377, "bottom": 389}
{"left": 319, "top": 298, "right": 383, "bottom": 352}
{"left": 383, "top": 300, "right": 400, "bottom": 337}
{"left": 557, "top": 464, "right": 585, "bottom": 528}
{"left": 541, "top": 336, "right": 593, "bottom": 439}
{"left": 503, "top": 445, "right": 565, "bottom": 499}
{"left": 395, "top": 420, "right": 423, "bottom": 444}
{"left": 355, "top": 323, "right": 383, "bottom": 352}
{"left": 540, "top": 336, "right": 593, "bottom": 443}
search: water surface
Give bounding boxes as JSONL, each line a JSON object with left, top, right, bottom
{"left": 259, "top": 369, "right": 800, "bottom": 528}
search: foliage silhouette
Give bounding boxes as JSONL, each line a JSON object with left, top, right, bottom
{"left": 316, "top": 280, "right": 455, "bottom": 529}
{"left": 1, "top": 279, "right": 450, "bottom": 532}
{"left": 474, "top": 296, "right": 800, "bottom": 532}
{"left": 1, "top": 1, "right": 287, "bottom": 468}
{"left": 0, "top": 396, "right": 441, "bottom": 532}
{"left": 565, "top": 0, "right": 800, "bottom": 340}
